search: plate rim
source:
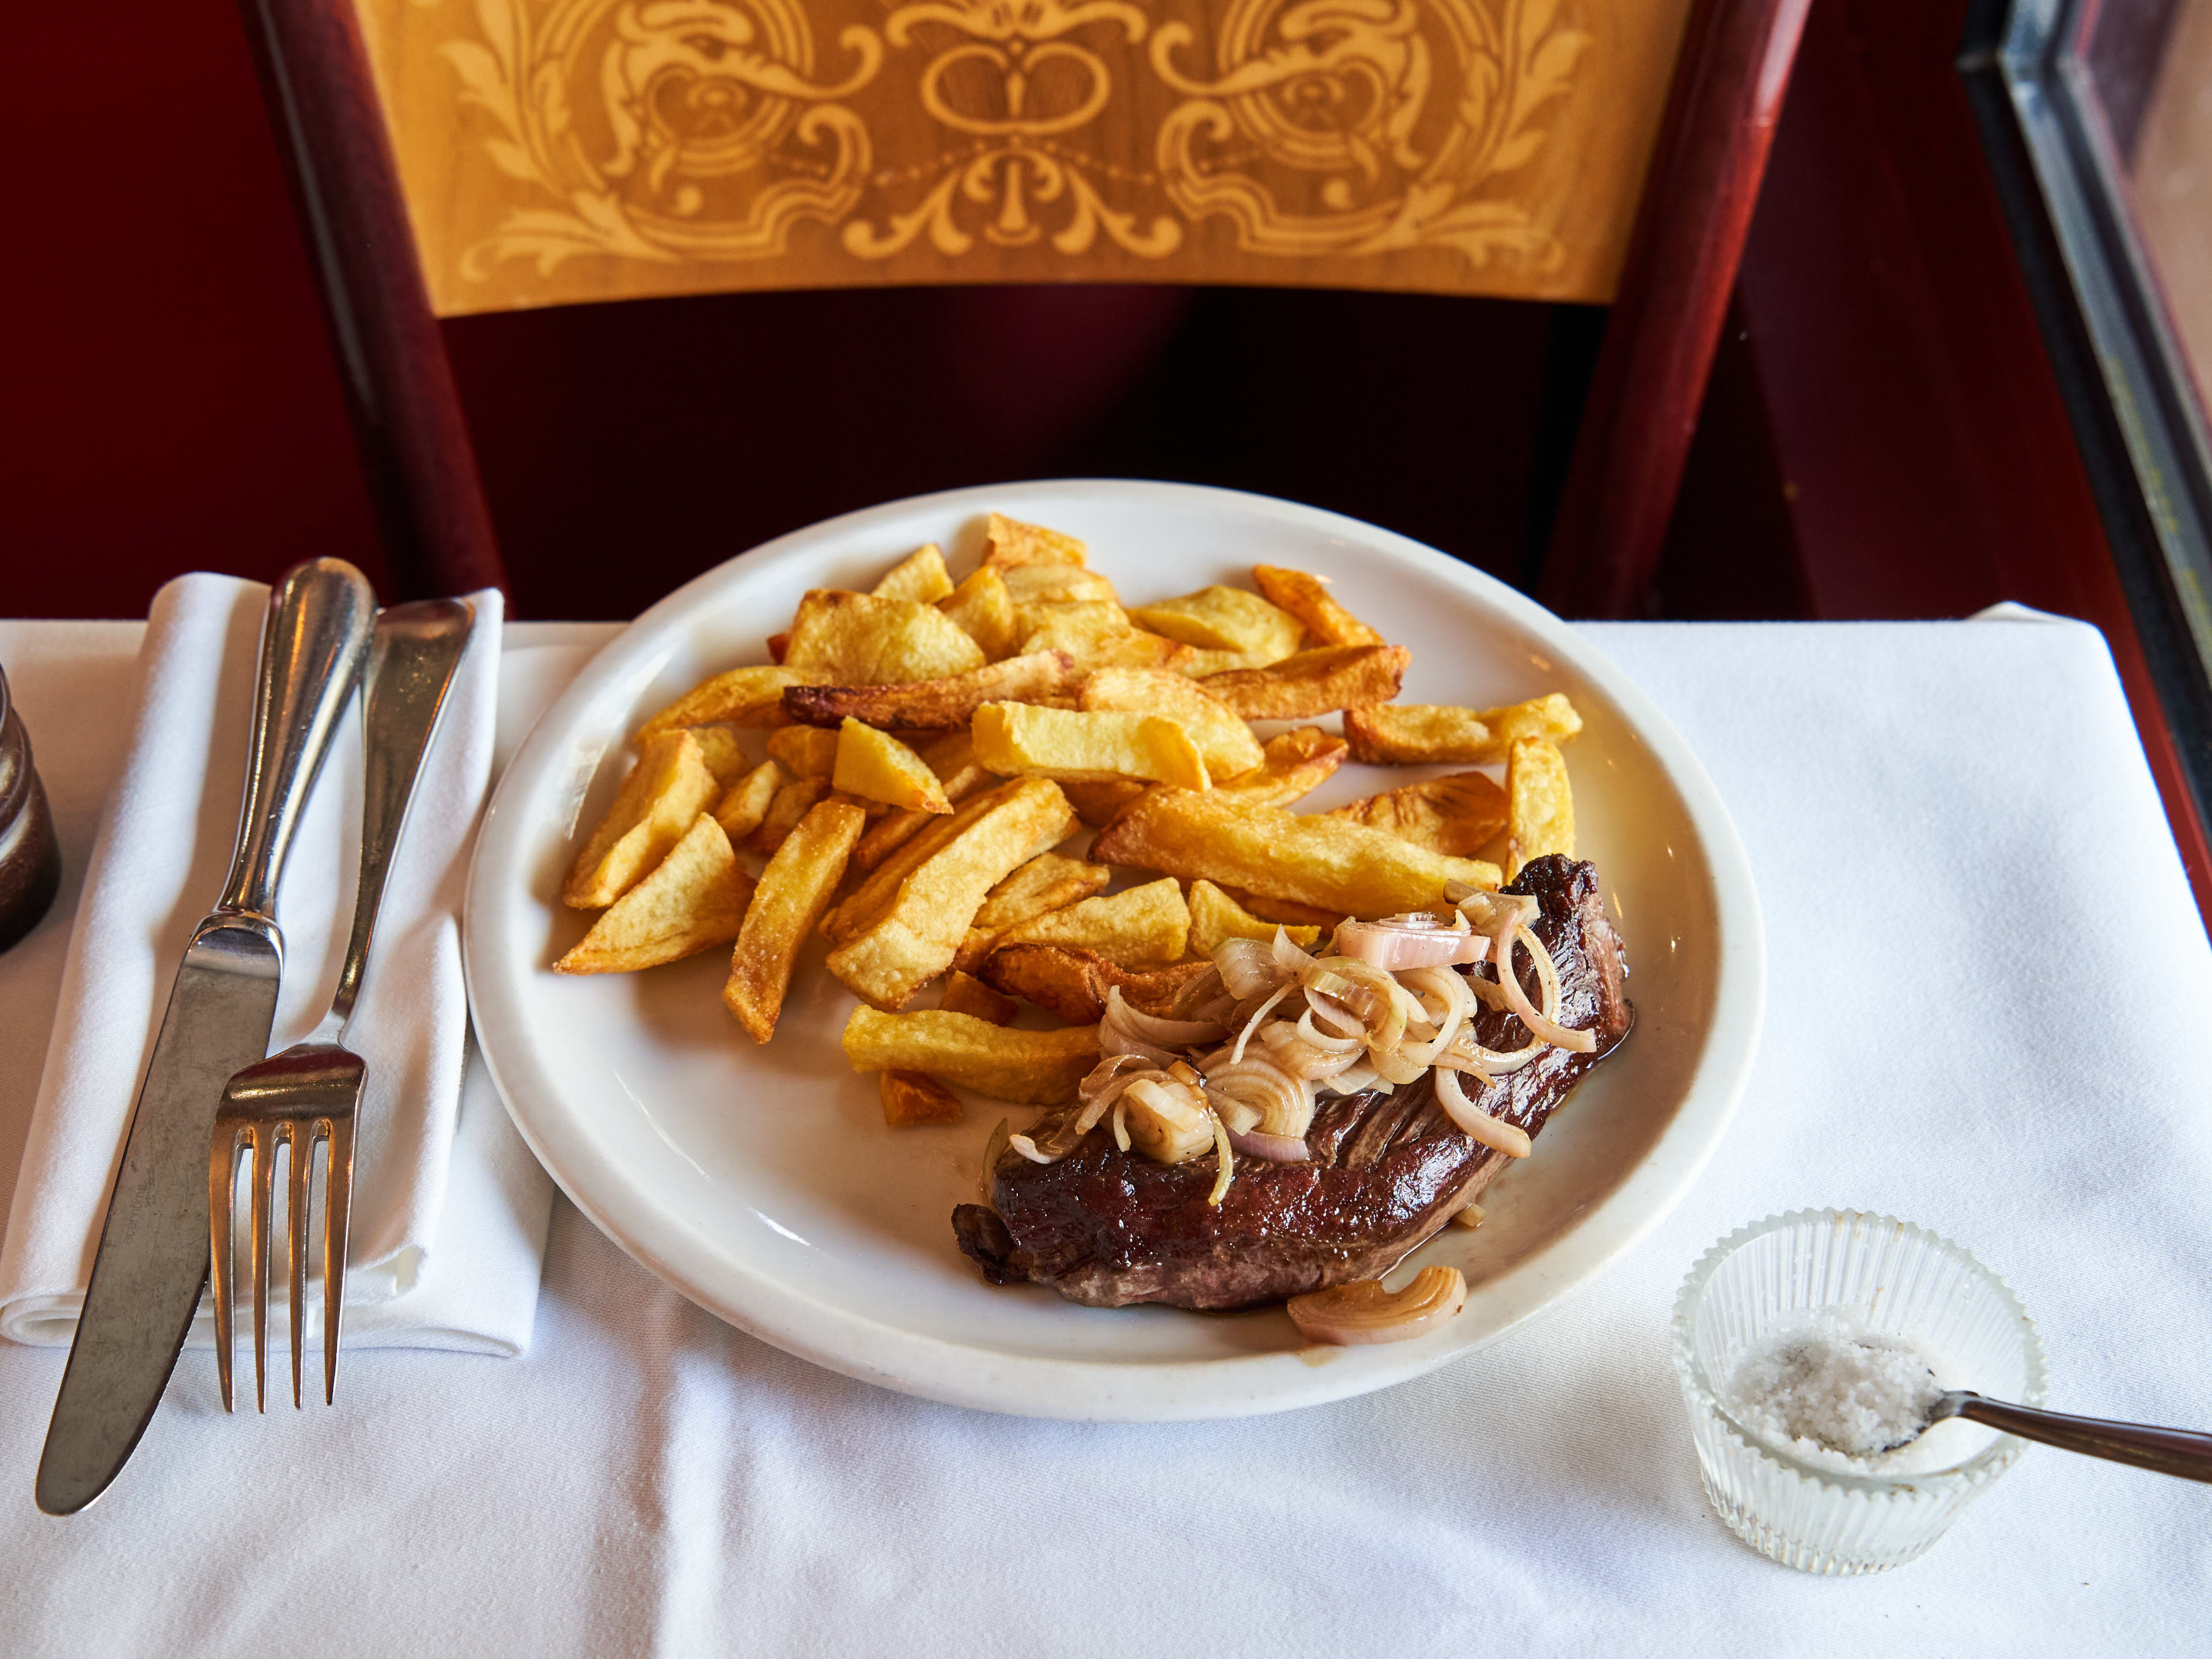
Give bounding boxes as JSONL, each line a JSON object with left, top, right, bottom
{"left": 463, "top": 478, "right": 1766, "bottom": 1420}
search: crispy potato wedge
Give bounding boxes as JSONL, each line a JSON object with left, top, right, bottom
{"left": 1187, "top": 879, "right": 1320, "bottom": 957}
{"left": 1219, "top": 887, "right": 1347, "bottom": 930}
{"left": 936, "top": 567, "right": 1021, "bottom": 661}
{"left": 955, "top": 851, "right": 1114, "bottom": 969}
{"left": 713, "top": 758, "right": 788, "bottom": 843}
{"left": 940, "top": 969, "right": 1017, "bottom": 1024}
{"left": 1505, "top": 737, "right": 1575, "bottom": 879}
{"left": 563, "top": 730, "right": 721, "bottom": 909}
{"left": 1000, "top": 563, "right": 1117, "bottom": 607}
{"left": 681, "top": 725, "right": 755, "bottom": 787}
{"left": 783, "top": 590, "right": 987, "bottom": 685}
{"left": 842, "top": 1007, "right": 1099, "bottom": 1105}
{"left": 1078, "top": 667, "right": 1264, "bottom": 780}
{"left": 825, "top": 778, "right": 1078, "bottom": 1009}
{"left": 880, "top": 1069, "right": 964, "bottom": 1127}
{"left": 832, "top": 719, "right": 951, "bottom": 813}
{"left": 781, "top": 650, "right": 1077, "bottom": 732}
{"left": 1127, "top": 586, "right": 1303, "bottom": 661}
{"left": 978, "top": 945, "right": 1215, "bottom": 1025}
{"left": 1343, "top": 693, "right": 1582, "bottom": 764}
{"left": 1090, "top": 789, "right": 1500, "bottom": 916}
{"left": 1016, "top": 604, "right": 1198, "bottom": 674}
{"left": 982, "top": 513, "right": 1086, "bottom": 569}
{"left": 850, "top": 733, "right": 998, "bottom": 870}
{"left": 972, "top": 702, "right": 1210, "bottom": 790}
{"left": 752, "top": 776, "right": 830, "bottom": 855}
{"left": 766, "top": 725, "right": 839, "bottom": 780}
{"left": 823, "top": 781, "right": 1017, "bottom": 943}
{"left": 1328, "top": 770, "right": 1508, "bottom": 857}
{"left": 872, "top": 543, "right": 953, "bottom": 605}
{"left": 1200, "top": 645, "right": 1409, "bottom": 719}
{"left": 994, "top": 876, "right": 1190, "bottom": 968}
{"left": 1213, "top": 726, "right": 1348, "bottom": 807}
{"left": 1062, "top": 779, "right": 1148, "bottom": 827}
{"left": 555, "top": 815, "right": 755, "bottom": 973}
{"left": 635, "top": 665, "right": 828, "bottom": 739}
{"left": 722, "top": 800, "right": 866, "bottom": 1043}
{"left": 1251, "top": 565, "right": 1386, "bottom": 648}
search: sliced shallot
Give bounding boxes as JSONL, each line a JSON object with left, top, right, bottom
{"left": 1286, "top": 1266, "right": 1468, "bottom": 1346}
{"left": 1433, "top": 1066, "right": 1532, "bottom": 1158}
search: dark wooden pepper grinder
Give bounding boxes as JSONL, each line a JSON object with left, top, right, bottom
{"left": 0, "top": 663, "right": 62, "bottom": 952}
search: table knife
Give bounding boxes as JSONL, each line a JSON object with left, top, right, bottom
{"left": 36, "top": 559, "right": 376, "bottom": 1514}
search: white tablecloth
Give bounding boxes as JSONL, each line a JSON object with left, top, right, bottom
{"left": 1, "top": 617, "right": 2206, "bottom": 1656}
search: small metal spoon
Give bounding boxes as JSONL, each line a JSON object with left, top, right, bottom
{"left": 1893, "top": 1392, "right": 2212, "bottom": 1483}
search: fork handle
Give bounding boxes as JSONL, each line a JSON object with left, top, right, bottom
{"left": 327, "top": 599, "right": 475, "bottom": 1029}
{"left": 218, "top": 560, "right": 378, "bottom": 921}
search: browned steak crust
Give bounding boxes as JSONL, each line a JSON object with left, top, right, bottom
{"left": 951, "top": 855, "right": 1633, "bottom": 1309}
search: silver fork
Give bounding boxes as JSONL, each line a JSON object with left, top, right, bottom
{"left": 210, "top": 599, "right": 475, "bottom": 1411}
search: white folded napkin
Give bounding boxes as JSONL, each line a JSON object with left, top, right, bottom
{"left": 0, "top": 574, "right": 554, "bottom": 1354}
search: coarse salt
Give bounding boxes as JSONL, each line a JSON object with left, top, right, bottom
{"left": 1726, "top": 1310, "right": 1948, "bottom": 1472}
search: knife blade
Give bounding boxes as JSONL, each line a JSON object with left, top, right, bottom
{"left": 36, "top": 559, "right": 376, "bottom": 1514}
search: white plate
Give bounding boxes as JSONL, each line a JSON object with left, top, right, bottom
{"left": 463, "top": 480, "right": 1764, "bottom": 1420}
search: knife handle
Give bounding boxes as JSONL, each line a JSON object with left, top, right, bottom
{"left": 217, "top": 559, "right": 377, "bottom": 921}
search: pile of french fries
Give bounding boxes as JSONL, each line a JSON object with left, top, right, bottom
{"left": 555, "top": 514, "right": 1584, "bottom": 1125}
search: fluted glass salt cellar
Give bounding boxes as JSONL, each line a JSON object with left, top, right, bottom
{"left": 1672, "top": 1209, "right": 2046, "bottom": 1574}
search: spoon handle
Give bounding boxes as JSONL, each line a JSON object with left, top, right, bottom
{"left": 1952, "top": 1392, "right": 2212, "bottom": 1483}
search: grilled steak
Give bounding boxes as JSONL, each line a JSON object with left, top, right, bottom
{"left": 952, "top": 854, "right": 1633, "bottom": 1309}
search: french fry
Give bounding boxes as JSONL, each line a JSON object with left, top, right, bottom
{"left": 823, "top": 781, "right": 1016, "bottom": 943}
{"left": 1213, "top": 726, "right": 1348, "bottom": 807}
{"left": 1187, "top": 879, "right": 1320, "bottom": 957}
{"left": 751, "top": 776, "right": 830, "bottom": 855}
{"left": 767, "top": 632, "right": 789, "bottom": 664}
{"left": 994, "top": 876, "right": 1190, "bottom": 968}
{"left": 1343, "top": 693, "right": 1582, "bottom": 764}
{"left": 850, "top": 733, "right": 998, "bottom": 870}
{"left": 825, "top": 778, "right": 1079, "bottom": 1009}
{"left": 713, "top": 758, "right": 789, "bottom": 843}
{"left": 937, "top": 567, "right": 1020, "bottom": 661}
{"left": 1078, "top": 667, "right": 1264, "bottom": 780}
{"left": 1090, "top": 789, "right": 1500, "bottom": 916}
{"left": 555, "top": 815, "right": 755, "bottom": 973}
{"left": 1505, "top": 737, "right": 1574, "bottom": 880}
{"left": 1017, "top": 604, "right": 1204, "bottom": 675}
{"left": 833, "top": 719, "right": 951, "bottom": 813}
{"left": 881, "top": 1070, "right": 964, "bottom": 1127}
{"left": 955, "top": 851, "right": 1113, "bottom": 970}
{"left": 972, "top": 702, "right": 1210, "bottom": 790}
{"left": 977, "top": 945, "right": 1214, "bottom": 1025}
{"left": 1127, "top": 586, "right": 1304, "bottom": 662}
{"left": 1328, "top": 771, "right": 1508, "bottom": 857}
{"left": 1218, "top": 887, "right": 1345, "bottom": 930}
{"left": 982, "top": 512, "right": 1086, "bottom": 569}
{"left": 783, "top": 590, "right": 987, "bottom": 684}
{"left": 682, "top": 725, "right": 754, "bottom": 787}
{"left": 842, "top": 1006, "right": 1099, "bottom": 1105}
{"left": 723, "top": 799, "right": 866, "bottom": 1043}
{"left": 1000, "top": 563, "right": 1118, "bottom": 607}
{"left": 1251, "top": 565, "right": 1385, "bottom": 648}
{"left": 941, "top": 969, "right": 1017, "bottom": 1024}
{"left": 766, "top": 725, "right": 839, "bottom": 780}
{"left": 872, "top": 543, "right": 953, "bottom": 605}
{"left": 781, "top": 650, "right": 1077, "bottom": 731}
{"left": 563, "top": 730, "right": 721, "bottom": 909}
{"left": 635, "top": 665, "right": 828, "bottom": 739}
{"left": 1062, "top": 779, "right": 1147, "bottom": 827}
{"left": 1199, "top": 645, "right": 1409, "bottom": 719}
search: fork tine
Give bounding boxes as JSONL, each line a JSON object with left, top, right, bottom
{"left": 250, "top": 1123, "right": 279, "bottom": 1415}
{"left": 321, "top": 1115, "right": 355, "bottom": 1406}
{"left": 210, "top": 1122, "right": 243, "bottom": 1414}
{"left": 289, "top": 1122, "right": 312, "bottom": 1410}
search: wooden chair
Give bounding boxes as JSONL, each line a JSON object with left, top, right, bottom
{"left": 240, "top": 0, "right": 1810, "bottom": 616}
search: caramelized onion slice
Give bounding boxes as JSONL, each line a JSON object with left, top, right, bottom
{"left": 1335, "top": 918, "right": 1490, "bottom": 972}
{"left": 1434, "top": 1066, "right": 1532, "bottom": 1158}
{"left": 1286, "top": 1266, "right": 1468, "bottom": 1346}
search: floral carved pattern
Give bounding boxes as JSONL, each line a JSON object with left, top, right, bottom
{"left": 444, "top": 0, "right": 1590, "bottom": 279}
